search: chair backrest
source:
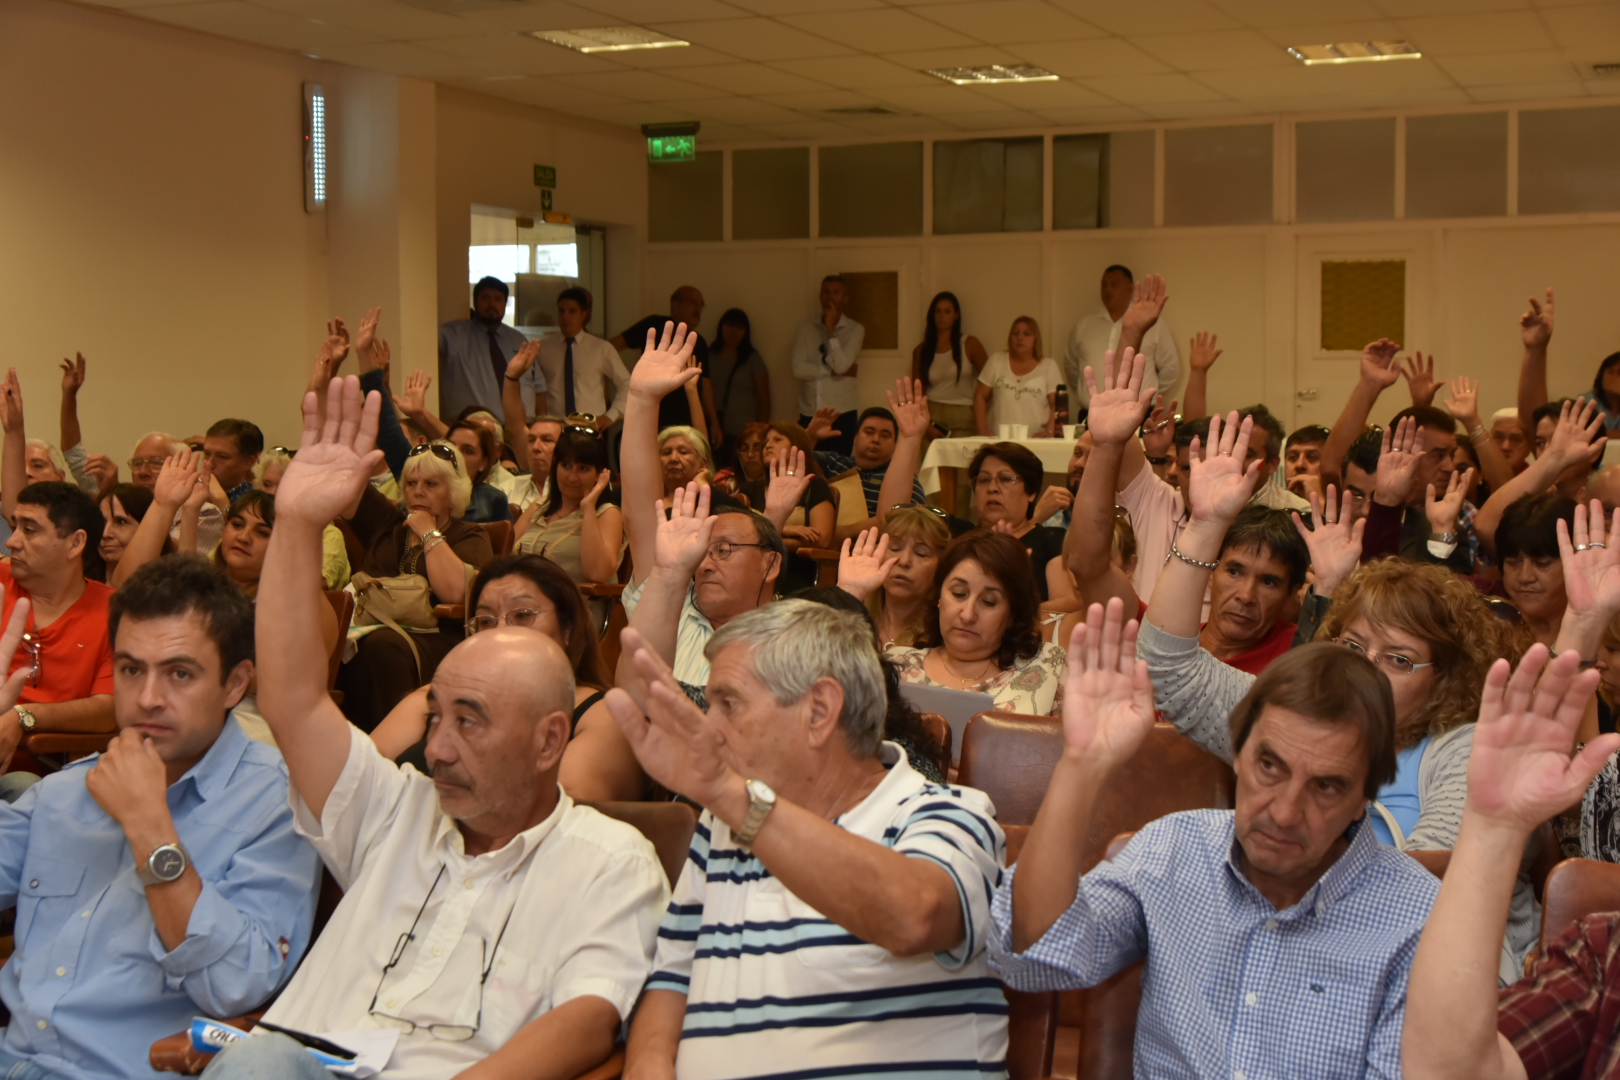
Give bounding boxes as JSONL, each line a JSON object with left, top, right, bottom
{"left": 580, "top": 583, "right": 627, "bottom": 677}
{"left": 1539, "top": 858, "right": 1620, "bottom": 953}
{"left": 1001, "top": 823, "right": 1059, "bottom": 1080}
{"left": 1070, "top": 831, "right": 1145, "bottom": 1080}
{"left": 580, "top": 800, "right": 699, "bottom": 889}
{"left": 1408, "top": 850, "right": 1451, "bottom": 879}
{"left": 799, "top": 548, "right": 842, "bottom": 589}
{"left": 917, "top": 711, "right": 952, "bottom": 776}
{"left": 831, "top": 470, "right": 868, "bottom": 528}
{"left": 483, "top": 519, "right": 514, "bottom": 558}
{"left": 956, "top": 712, "right": 1065, "bottom": 826}
{"left": 322, "top": 589, "right": 355, "bottom": 693}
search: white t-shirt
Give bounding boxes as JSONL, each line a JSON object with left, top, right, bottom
{"left": 978, "top": 353, "right": 1063, "bottom": 432}
{"left": 925, "top": 348, "right": 979, "bottom": 405}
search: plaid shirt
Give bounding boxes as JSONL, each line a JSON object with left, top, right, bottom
{"left": 989, "top": 810, "right": 1440, "bottom": 1080}
{"left": 1500, "top": 913, "right": 1620, "bottom": 1080}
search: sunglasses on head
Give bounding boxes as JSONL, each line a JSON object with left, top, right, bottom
{"left": 564, "top": 425, "right": 600, "bottom": 439}
{"left": 408, "top": 442, "right": 461, "bottom": 472}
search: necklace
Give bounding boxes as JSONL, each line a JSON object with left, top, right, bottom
{"left": 940, "top": 651, "right": 998, "bottom": 686}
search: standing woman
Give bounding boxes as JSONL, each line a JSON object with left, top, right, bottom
{"left": 912, "top": 292, "right": 987, "bottom": 438}
{"left": 975, "top": 316, "right": 1064, "bottom": 438}
{"left": 514, "top": 426, "right": 625, "bottom": 588}
{"left": 708, "top": 308, "right": 771, "bottom": 467}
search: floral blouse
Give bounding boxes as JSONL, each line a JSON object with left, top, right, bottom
{"left": 885, "top": 641, "right": 1067, "bottom": 718}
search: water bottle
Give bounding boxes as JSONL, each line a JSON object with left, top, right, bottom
{"left": 1053, "top": 383, "right": 1070, "bottom": 431}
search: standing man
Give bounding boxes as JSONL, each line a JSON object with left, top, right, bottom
{"left": 202, "top": 419, "right": 262, "bottom": 504}
{"left": 612, "top": 285, "right": 712, "bottom": 435}
{"left": 535, "top": 287, "right": 629, "bottom": 431}
{"left": 438, "top": 276, "right": 542, "bottom": 420}
{"left": 793, "top": 275, "right": 864, "bottom": 456}
{"left": 1065, "top": 266, "right": 1180, "bottom": 408}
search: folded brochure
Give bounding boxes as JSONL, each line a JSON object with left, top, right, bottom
{"left": 190, "top": 1018, "right": 398, "bottom": 1078}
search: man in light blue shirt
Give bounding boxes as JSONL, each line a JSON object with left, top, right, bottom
{"left": 992, "top": 601, "right": 1439, "bottom": 1080}
{"left": 438, "top": 277, "right": 544, "bottom": 420}
{"left": 0, "top": 555, "right": 320, "bottom": 1080}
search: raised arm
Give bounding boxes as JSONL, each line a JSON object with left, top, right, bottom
{"left": 1515, "top": 289, "right": 1554, "bottom": 441}
{"left": 258, "top": 376, "right": 385, "bottom": 820}
{"left": 761, "top": 449, "right": 812, "bottom": 531}
{"left": 617, "top": 483, "right": 714, "bottom": 699}
{"left": 354, "top": 309, "right": 411, "bottom": 480}
{"left": 1402, "top": 351, "right": 1440, "bottom": 409}
{"left": 1116, "top": 274, "right": 1167, "bottom": 357}
{"left": 1319, "top": 338, "right": 1401, "bottom": 492}
{"left": 58, "top": 353, "right": 84, "bottom": 454}
{"left": 623, "top": 322, "right": 701, "bottom": 584}
{"left": 502, "top": 341, "right": 541, "bottom": 475}
{"left": 391, "top": 369, "right": 448, "bottom": 442}
{"left": 112, "top": 451, "right": 203, "bottom": 587}
{"left": 1066, "top": 351, "right": 1153, "bottom": 611}
{"left": 1183, "top": 332, "right": 1220, "bottom": 421}
{"left": 1403, "top": 646, "right": 1618, "bottom": 1080}
{"left": 1291, "top": 486, "right": 1366, "bottom": 600}
{"left": 1475, "top": 398, "right": 1605, "bottom": 557}
{"left": 1550, "top": 503, "right": 1620, "bottom": 665}
{"left": 0, "top": 369, "right": 27, "bottom": 524}
{"left": 874, "top": 379, "right": 928, "bottom": 528}
{"left": 1443, "top": 377, "right": 1514, "bottom": 494}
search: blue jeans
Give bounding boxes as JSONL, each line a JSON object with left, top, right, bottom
{"left": 200, "top": 1033, "right": 331, "bottom": 1080}
{"left": 0, "top": 1041, "right": 71, "bottom": 1080}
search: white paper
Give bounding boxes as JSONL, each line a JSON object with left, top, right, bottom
{"left": 248, "top": 1026, "right": 399, "bottom": 1078}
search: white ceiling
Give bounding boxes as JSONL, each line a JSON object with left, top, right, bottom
{"left": 84, "top": 0, "right": 1620, "bottom": 142}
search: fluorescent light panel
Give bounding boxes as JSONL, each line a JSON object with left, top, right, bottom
{"left": 1288, "top": 41, "right": 1421, "bottom": 65}
{"left": 926, "top": 64, "right": 1058, "bottom": 85}
{"left": 303, "top": 82, "right": 326, "bottom": 213}
{"left": 534, "top": 26, "right": 688, "bottom": 53}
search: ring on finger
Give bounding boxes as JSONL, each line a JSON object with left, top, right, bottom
{"left": 1593, "top": 542, "right": 1608, "bottom": 550}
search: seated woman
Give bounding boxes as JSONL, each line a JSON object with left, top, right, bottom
{"left": 738, "top": 423, "right": 836, "bottom": 593}
{"left": 842, "top": 505, "right": 949, "bottom": 650}
{"left": 256, "top": 446, "right": 349, "bottom": 589}
{"left": 1497, "top": 491, "right": 1576, "bottom": 647}
{"left": 886, "top": 529, "right": 1067, "bottom": 717}
{"left": 370, "top": 554, "right": 646, "bottom": 802}
{"left": 658, "top": 425, "right": 713, "bottom": 500}
{"left": 714, "top": 421, "right": 768, "bottom": 494}
{"left": 99, "top": 483, "right": 162, "bottom": 583}
{"left": 336, "top": 440, "right": 494, "bottom": 731}
{"left": 968, "top": 441, "right": 1072, "bottom": 602}
{"left": 446, "top": 420, "right": 514, "bottom": 523}
{"left": 514, "top": 427, "right": 625, "bottom": 619}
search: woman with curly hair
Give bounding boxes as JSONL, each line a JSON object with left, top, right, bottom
{"left": 884, "top": 529, "right": 1066, "bottom": 716}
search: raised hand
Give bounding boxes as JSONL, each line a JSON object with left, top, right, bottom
{"left": 1441, "top": 376, "right": 1481, "bottom": 427}
{"left": 1186, "top": 411, "right": 1260, "bottom": 526}
{"left": 354, "top": 307, "right": 383, "bottom": 369}
{"left": 84, "top": 453, "right": 118, "bottom": 492}
{"left": 1401, "top": 351, "right": 1439, "bottom": 408}
{"left": 628, "top": 320, "right": 700, "bottom": 400}
{"left": 765, "top": 447, "right": 812, "bottom": 520}
{"left": 1142, "top": 394, "right": 1178, "bottom": 458}
{"left": 1425, "top": 467, "right": 1473, "bottom": 537}
{"left": 1188, "top": 331, "right": 1221, "bottom": 373}
{"left": 152, "top": 450, "right": 204, "bottom": 510}
{"left": 1359, "top": 338, "right": 1402, "bottom": 391}
{"left": 1059, "top": 599, "right": 1156, "bottom": 767}
{"left": 1373, "top": 416, "right": 1426, "bottom": 508}
{"left": 276, "top": 376, "right": 384, "bottom": 526}
{"left": 1520, "top": 288, "right": 1555, "bottom": 352}
{"left": 392, "top": 369, "right": 431, "bottom": 419}
{"left": 1120, "top": 274, "right": 1168, "bottom": 338}
{"left": 371, "top": 336, "right": 391, "bottom": 373}
{"left": 1031, "top": 485, "right": 1074, "bottom": 524}
{"left": 506, "top": 338, "right": 540, "bottom": 381}
{"left": 1466, "top": 647, "right": 1616, "bottom": 833}
{"left": 837, "top": 527, "right": 898, "bottom": 601}
{"left": 0, "top": 369, "right": 24, "bottom": 434}
{"left": 886, "top": 378, "right": 931, "bottom": 440}
{"left": 326, "top": 316, "right": 351, "bottom": 360}
{"left": 654, "top": 482, "right": 717, "bottom": 579}
{"left": 1545, "top": 397, "right": 1606, "bottom": 470}
{"left": 1291, "top": 485, "right": 1366, "bottom": 597}
{"left": 60, "top": 353, "right": 86, "bottom": 396}
{"left": 1557, "top": 501, "right": 1620, "bottom": 625}
{"left": 580, "top": 468, "right": 610, "bottom": 509}
{"left": 1081, "top": 347, "right": 1154, "bottom": 447}
{"left": 804, "top": 405, "right": 843, "bottom": 446}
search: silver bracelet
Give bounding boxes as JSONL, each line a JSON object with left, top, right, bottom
{"left": 1168, "top": 540, "right": 1219, "bottom": 571}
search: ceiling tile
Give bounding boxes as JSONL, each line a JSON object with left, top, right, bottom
{"left": 138, "top": 1, "right": 380, "bottom": 49}
{"left": 563, "top": 68, "right": 712, "bottom": 100}
{"left": 1395, "top": 10, "right": 1555, "bottom": 53}
{"left": 1253, "top": 19, "right": 1405, "bottom": 48}
{"left": 453, "top": 75, "right": 626, "bottom": 111}
{"left": 677, "top": 96, "right": 807, "bottom": 123}
{"left": 772, "top": 55, "right": 939, "bottom": 88}
{"left": 905, "top": 1, "right": 1107, "bottom": 44}
{"left": 752, "top": 118, "right": 863, "bottom": 138}
{"left": 605, "top": 44, "right": 743, "bottom": 68}
{"left": 695, "top": 121, "right": 770, "bottom": 141}
{"left": 936, "top": 108, "right": 1045, "bottom": 129}
{"left": 575, "top": 0, "right": 749, "bottom": 21}
{"left": 250, "top": 0, "right": 489, "bottom": 39}
{"left": 756, "top": 88, "right": 898, "bottom": 109}
{"left": 883, "top": 46, "right": 1025, "bottom": 69}
{"left": 1467, "top": 80, "right": 1590, "bottom": 100}
{"left": 573, "top": 101, "right": 704, "bottom": 126}
{"left": 972, "top": 78, "right": 1115, "bottom": 107}
{"left": 725, "top": 0, "right": 883, "bottom": 12}
{"left": 1044, "top": 0, "right": 1241, "bottom": 36}
{"left": 1196, "top": 57, "right": 1455, "bottom": 100}
{"left": 1006, "top": 37, "right": 1174, "bottom": 77}
{"left": 677, "top": 62, "right": 832, "bottom": 94}
{"left": 1369, "top": 0, "right": 1527, "bottom": 14}
{"left": 777, "top": 8, "right": 980, "bottom": 51}
{"left": 458, "top": 0, "right": 617, "bottom": 32}
{"left": 419, "top": 33, "right": 618, "bottom": 74}
{"left": 1539, "top": 5, "right": 1620, "bottom": 48}
{"left": 71, "top": 0, "right": 207, "bottom": 8}
{"left": 1133, "top": 28, "right": 1297, "bottom": 71}
{"left": 867, "top": 84, "right": 1010, "bottom": 112}
{"left": 1136, "top": 99, "right": 1255, "bottom": 119}
{"left": 1030, "top": 103, "right": 1150, "bottom": 124}
{"left": 656, "top": 17, "right": 851, "bottom": 59}
{"left": 1208, "top": 0, "right": 1384, "bottom": 27}
{"left": 313, "top": 40, "right": 499, "bottom": 78}
{"left": 1081, "top": 71, "right": 1227, "bottom": 104}
{"left": 1435, "top": 50, "right": 1582, "bottom": 85}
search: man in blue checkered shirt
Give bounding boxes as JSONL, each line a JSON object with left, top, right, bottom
{"left": 991, "top": 599, "right": 1441, "bottom": 1080}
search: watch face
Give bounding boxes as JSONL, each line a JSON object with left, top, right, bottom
{"left": 748, "top": 779, "right": 777, "bottom": 804}
{"left": 150, "top": 846, "right": 185, "bottom": 881}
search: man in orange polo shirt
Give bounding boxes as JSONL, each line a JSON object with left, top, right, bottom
{"left": 0, "top": 481, "right": 114, "bottom": 776}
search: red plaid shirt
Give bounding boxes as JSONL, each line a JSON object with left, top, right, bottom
{"left": 1500, "top": 913, "right": 1620, "bottom": 1079}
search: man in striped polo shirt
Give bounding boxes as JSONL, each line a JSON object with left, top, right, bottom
{"left": 606, "top": 601, "right": 1009, "bottom": 1080}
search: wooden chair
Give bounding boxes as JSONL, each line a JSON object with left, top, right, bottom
{"left": 798, "top": 547, "right": 842, "bottom": 589}
{"left": 1000, "top": 823, "right": 1060, "bottom": 1080}
{"left": 323, "top": 589, "right": 355, "bottom": 698}
{"left": 916, "top": 712, "right": 952, "bottom": 777}
{"left": 581, "top": 584, "right": 628, "bottom": 676}
{"left": 482, "top": 519, "right": 514, "bottom": 558}
{"left": 1539, "top": 857, "right": 1620, "bottom": 954}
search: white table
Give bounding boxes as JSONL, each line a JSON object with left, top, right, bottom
{"left": 918, "top": 436, "right": 1080, "bottom": 512}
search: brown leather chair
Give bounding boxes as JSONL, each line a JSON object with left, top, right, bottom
{"left": 322, "top": 589, "right": 355, "bottom": 697}
{"left": 917, "top": 712, "right": 953, "bottom": 776}
{"left": 581, "top": 583, "right": 628, "bottom": 677}
{"left": 1001, "top": 823, "right": 1060, "bottom": 1080}
{"left": 1539, "top": 857, "right": 1620, "bottom": 954}
{"left": 1408, "top": 850, "right": 1451, "bottom": 879}
{"left": 482, "top": 519, "right": 514, "bottom": 558}
{"left": 956, "top": 712, "right": 1064, "bottom": 827}
{"left": 798, "top": 547, "right": 842, "bottom": 588}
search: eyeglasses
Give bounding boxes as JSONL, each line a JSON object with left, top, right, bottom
{"left": 705, "top": 540, "right": 772, "bottom": 562}
{"left": 973, "top": 472, "right": 1024, "bottom": 491}
{"left": 369, "top": 866, "right": 515, "bottom": 1042}
{"left": 20, "top": 633, "right": 40, "bottom": 688}
{"left": 128, "top": 457, "right": 167, "bottom": 471}
{"left": 469, "top": 607, "right": 554, "bottom": 633}
{"left": 408, "top": 442, "right": 462, "bottom": 473}
{"left": 1335, "top": 637, "right": 1434, "bottom": 677}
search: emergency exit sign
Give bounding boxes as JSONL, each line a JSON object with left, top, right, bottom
{"left": 533, "top": 165, "right": 556, "bottom": 188}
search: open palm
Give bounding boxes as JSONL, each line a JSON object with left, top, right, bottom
{"left": 1374, "top": 418, "right": 1425, "bottom": 506}
{"left": 887, "top": 378, "right": 931, "bottom": 439}
{"left": 630, "top": 320, "right": 699, "bottom": 399}
{"left": 605, "top": 629, "right": 738, "bottom": 807}
{"left": 1293, "top": 485, "right": 1364, "bottom": 597}
{"left": 1360, "top": 338, "right": 1401, "bottom": 389}
{"left": 1187, "top": 412, "right": 1259, "bottom": 525}
{"left": 1081, "top": 349, "right": 1153, "bottom": 446}
{"left": 765, "top": 449, "right": 812, "bottom": 518}
{"left": 1061, "top": 600, "right": 1156, "bottom": 767}
{"left": 837, "top": 528, "right": 898, "bottom": 600}
{"left": 656, "top": 482, "right": 717, "bottom": 577}
{"left": 1558, "top": 502, "right": 1620, "bottom": 621}
{"left": 277, "top": 377, "right": 383, "bottom": 525}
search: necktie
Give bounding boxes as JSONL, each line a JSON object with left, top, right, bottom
{"left": 488, "top": 328, "right": 506, "bottom": 385}
{"left": 564, "top": 337, "right": 577, "bottom": 416}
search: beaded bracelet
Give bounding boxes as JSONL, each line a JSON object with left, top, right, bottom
{"left": 1169, "top": 540, "right": 1219, "bottom": 571}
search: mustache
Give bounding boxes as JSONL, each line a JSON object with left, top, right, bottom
{"left": 430, "top": 760, "right": 473, "bottom": 789}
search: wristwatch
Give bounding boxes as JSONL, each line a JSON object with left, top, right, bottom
{"left": 136, "top": 841, "right": 191, "bottom": 887}
{"left": 733, "top": 779, "right": 777, "bottom": 846}
{"left": 1433, "top": 531, "right": 1460, "bottom": 544}
{"left": 13, "top": 707, "right": 35, "bottom": 733}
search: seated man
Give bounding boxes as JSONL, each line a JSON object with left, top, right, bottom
{"left": 993, "top": 599, "right": 1438, "bottom": 1079}
{"left": 0, "top": 554, "right": 321, "bottom": 1080}
{"left": 1284, "top": 423, "right": 1330, "bottom": 499}
{"left": 202, "top": 419, "right": 264, "bottom": 505}
{"left": 128, "top": 432, "right": 224, "bottom": 553}
{"left": 606, "top": 601, "right": 1008, "bottom": 1080}
{"left": 204, "top": 375, "right": 665, "bottom": 1080}
{"left": 1402, "top": 645, "right": 1620, "bottom": 1080}
{"left": 0, "top": 482, "right": 119, "bottom": 763}
{"left": 807, "top": 406, "right": 930, "bottom": 540}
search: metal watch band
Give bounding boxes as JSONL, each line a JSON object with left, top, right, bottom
{"left": 733, "top": 780, "right": 776, "bottom": 846}
{"left": 14, "top": 707, "right": 35, "bottom": 732}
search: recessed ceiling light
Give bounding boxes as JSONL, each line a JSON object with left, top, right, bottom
{"left": 533, "top": 26, "right": 689, "bottom": 53}
{"left": 1288, "top": 41, "right": 1421, "bottom": 65}
{"left": 925, "top": 64, "right": 1059, "bottom": 85}
{"left": 1588, "top": 62, "right": 1620, "bottom": 79}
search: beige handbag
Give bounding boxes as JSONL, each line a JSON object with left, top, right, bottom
{"left": 351, "top": 572, "right": 438, "bottom": 680}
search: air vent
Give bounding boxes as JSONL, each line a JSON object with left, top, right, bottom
{"left": 826, "top": 106, "right": 904, "bottom": 116}
{"left": 1589, "top": 62, "right": 1620, "bottom": 78}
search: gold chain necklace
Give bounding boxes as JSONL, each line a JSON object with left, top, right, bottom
{"left": 940, "top": 651, "right": 998, "bottom": 686}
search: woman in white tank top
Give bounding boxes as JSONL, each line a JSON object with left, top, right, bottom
{"left": 910, "top": 291, "right": 987, "bottom": 437}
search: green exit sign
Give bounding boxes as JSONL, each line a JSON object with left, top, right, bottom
{"left": 533, "top": 164, "right": 556, "bottom": 188}
{"left": 647, "top": 134, "right": 696, "bottom": 163}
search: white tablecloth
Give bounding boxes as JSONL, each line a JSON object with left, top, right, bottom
{"left": 918, "top": 436, "right": 1077, "bottom": 494}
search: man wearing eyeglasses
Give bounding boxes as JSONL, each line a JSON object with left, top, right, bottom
{"left": 215, "top": 376, "right": 666, "bottom": 1080}
{"left": 127, "top": 432, "right": 225, "bottom": 555}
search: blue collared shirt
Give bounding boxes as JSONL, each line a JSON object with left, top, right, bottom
{"left": 989, "top": 810, "right": 1439, "bottom": 1080}
{"left": 0, "top": 715, "right": 322, "bottom": 1080}
{"left": 438, "top": 318, "right": 544, "bottom": 420}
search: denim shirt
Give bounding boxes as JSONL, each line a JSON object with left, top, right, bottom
{"left": 0, "top": 715, "right": 322, "bottom": 1080}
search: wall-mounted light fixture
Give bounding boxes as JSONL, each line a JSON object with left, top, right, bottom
{"left": 303, "top": 83, "right": 326, "bottom": 212}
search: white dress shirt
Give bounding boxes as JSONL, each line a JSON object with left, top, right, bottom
{"left": 792, "top": 314, "right": 864, "bottom": 416}
{"left": 535, "top": 331, "right": 631, "bottom": 425}
{"left": 262, "top": 727, "right": 666, "bottom": 1080}
{"left": 1065, "top": 307, "right": 1180, "bottom": 406}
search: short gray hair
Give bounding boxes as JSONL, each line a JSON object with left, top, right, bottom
{"left": 705, "top": 600, "right": 886, "bottom": 758}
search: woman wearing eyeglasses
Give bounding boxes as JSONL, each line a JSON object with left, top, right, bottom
{"left": 967, "top": 442, "right": 1073, "bottom": 603}
{"left": 371, "top": 554, "right": 646, "bottom": 801}
{"left": 336, "top": 439, "right": 494, "bottom": 731}
{"left": 514, "top": 427, "right": 624, "bottom": 598}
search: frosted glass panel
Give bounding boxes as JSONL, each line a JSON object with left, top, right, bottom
{"left": 1164, "top": 124, "right": 1272, "bottom": 226}
{"left": 819, "top": 142, "right": 923, "bottom": 237}
{"left": 647, "top": 151, "right": 722, "bottom": 243}
{"left": 1052, "top": 133, "right": 1103, "bottom": 229}
{"left": 734, "top": 147, "right": 809, "bottom": 240}
{"left": 1108, "top": 129, "right": 1155, "bottom": 229}
{"left": 1322, "top": 260, "right": 1405, "bottom": 352}
{"left": 933, "top": 137, "right": 1042, "bottom": 234}
{"left": 1406, "top": 113, "right": 1507, "bottom": 219}
{"left": 1519, "top": 106, "right": 1620, "bottom": 215}
{"left": 1296, "top": 118, "right": 1394, "bottom": 223}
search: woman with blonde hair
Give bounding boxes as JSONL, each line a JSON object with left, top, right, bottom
{"left": 974, "top": 315, "right": 1064, "bottom": 438}
{"left": 861, "top": 504, "right": 951, "bottom": 649}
